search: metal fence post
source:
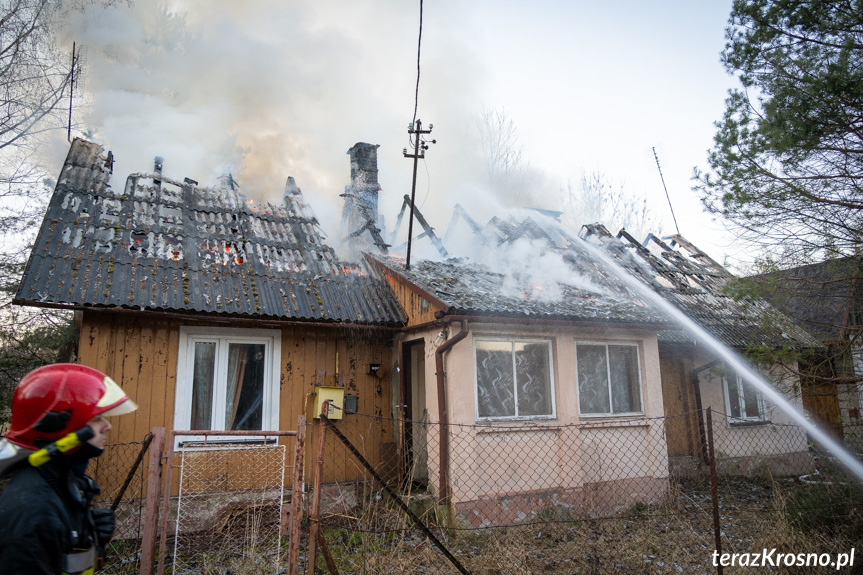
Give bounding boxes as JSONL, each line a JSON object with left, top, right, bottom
{"left": 140, "top": 427, "right": 165, "bottom": 575}
{"left": 706, "top": 409, "right": 723, "bottom": 575}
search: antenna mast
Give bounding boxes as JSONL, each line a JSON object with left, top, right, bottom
{"left": 67, "top": 43, "right": 83, "bottom": 142}
{"left": 652, "top": 147, "right": 680, "bottom": 235}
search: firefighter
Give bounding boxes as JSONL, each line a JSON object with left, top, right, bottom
{"left": 0, "top": 364, "right": 138, "bottom": 575}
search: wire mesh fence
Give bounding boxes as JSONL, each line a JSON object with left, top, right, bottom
{"left": 164, "top": 441, "right": 288, "bottom": 575}
{"left": 306, "top": 410, "right": 863, "bottom": 574}
{"left": 86, "top": 435, "right": 152, "bottom": 574}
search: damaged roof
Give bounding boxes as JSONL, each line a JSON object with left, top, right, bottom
{"left": 15, "top": 139, "right": 405, "bottom": 326}
{"left": 584, "top": 225, "right": 822, "bottom": 350}
{"left": 368, "top": 218, "right": 674, "bottom": 327}
{"left": 370, "top": 208, "right": 820, "bottom": 350}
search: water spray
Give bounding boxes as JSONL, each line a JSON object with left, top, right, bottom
{"left": 574, "top": 229, "right": 863, "bottom": 482}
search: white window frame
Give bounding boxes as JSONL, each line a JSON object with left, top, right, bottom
{"left": 174, "top": 326, "right": 281, "bottom": 447}
{"left": 473, "top": 336, "right": 556, "bottom": 422}
{"left": 722, "top": 371, "right": 767, "bottom": 424}
{"left": 575, "top": 341, "right": 644, "bottom": 417}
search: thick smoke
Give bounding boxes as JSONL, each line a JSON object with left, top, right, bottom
{"left": 55, "top": 0, "right": 490, "bottom": 242}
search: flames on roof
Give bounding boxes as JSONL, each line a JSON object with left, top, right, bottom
{"left": 15, "top": 139, "right": 405, "bottom": 325}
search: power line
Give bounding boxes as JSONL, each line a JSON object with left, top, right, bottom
{"left": 653, "top": 147, "right": 680, "bottom": 235}
{"left": 412, "top": 0, "right": 423, "bottom": 127}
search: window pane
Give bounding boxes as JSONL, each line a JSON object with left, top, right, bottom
{"left": 476, "top": 341, "right": 515, "bottom": 418}
{"left": 727, "top": 378, "right": 742, "bottom": 418}
{"left": 741, "top": 379, "right": 762, "bottom": 419}
{"left": 515, "top": 342, "right": 552, "bottom": 416}
{"left": 608, "top": 345, "right": 641, "bottom": 413}
{"left": 191, "top": 342, "right": 216, "bottom": 430}
{"left": 226, "top": 343, "right": 266, "bottom": 430}
{"left": 577, "top": 344, "right": 610, "bottom": 414}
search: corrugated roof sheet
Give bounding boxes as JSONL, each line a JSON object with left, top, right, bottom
{"left": 368, "top": 225, "right": 674, "bottom": 326}
{"left": 371, "top": 210, "right": 820, "bottom": 350}
{"left": 15, "top": 139, "right": 405, "bottom": 326}
{"left": 748, "top": 257, "right": 862, "bottom": 343}
{"left": 588, "top": 225, "right": 822, "bottom": 350}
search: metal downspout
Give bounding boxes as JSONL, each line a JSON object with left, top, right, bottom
{"left": 434, "top": 319, "right": 469, "bottom": 504}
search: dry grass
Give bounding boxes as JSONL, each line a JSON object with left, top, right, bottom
{"left": 312, "top": 475, "right": 863, "bottom": 574}
{"left": 94, "top": 470, "right": 863, "bottom": 574}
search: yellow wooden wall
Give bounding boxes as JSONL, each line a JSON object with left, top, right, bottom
{"left": 78, "top": 311, "right": 395, "bottom": 493}
{"left": 377, "top": 267, "right": 443, "bottom": 326}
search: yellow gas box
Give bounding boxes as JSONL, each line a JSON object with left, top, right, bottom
{"left": 313, "top": 386, "right": 344, "bottom": 419}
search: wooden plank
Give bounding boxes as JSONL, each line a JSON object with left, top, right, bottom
{"left": 162, "top": 322, "right": 180, "bottom": 432}
{"left": 149, "top": 321, "right": 171, "bottom": 431}
{"left": 116, "top": 316, "right": 140, "bottom": 443}
{"left": 281, "top": 326, "right": 298, "bottom": 432}
{"left": 287, "top": 415, "right": 306, "bottom": 575}
{"left": 139, "top": 426, "right": 165, "bottom": 575}
{"left": 134, "top": 323, "right": 155, "bottom": 442}
{"left": 660, "top": 350, "right": 696, "bottom": 457}
{"left": 304, "top": 329, "right": 318, "bottom": 486}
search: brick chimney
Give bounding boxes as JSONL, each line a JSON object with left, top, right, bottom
{"left": 340, "top": 143, "right": 388, "bottom": 258}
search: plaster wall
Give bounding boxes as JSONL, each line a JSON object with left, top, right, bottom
{"left": 693, "top": 349, "right": 809, "bottom": 459}
{"left": 397, "top": 321, "right": 669, "bottom": 506}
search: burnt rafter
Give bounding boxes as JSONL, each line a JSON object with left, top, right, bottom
{"left": 389, "top": 194, "right": 448, "bottom": 259}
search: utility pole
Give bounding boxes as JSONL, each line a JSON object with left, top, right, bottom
{"left": 403, "top": 119, "right": 435, "bottom": 270}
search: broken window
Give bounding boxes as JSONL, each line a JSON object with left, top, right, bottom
{"left": 474, "top": 338, "right": 554, "bottom": 420}
{"left": 174, "top": 327, "right": 281, "bottom": 446}
{"left": 576, "top": 343, "right": 642, "bottom": 416}
{"left": 723, "top": 371, "right": 766, "bottom": 423}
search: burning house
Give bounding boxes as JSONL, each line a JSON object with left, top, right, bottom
{"left": 13, "top": 138, "right": 404, "bottom": 493}
{"left": 13, "top": 138, "right": 822, "bottom": 527}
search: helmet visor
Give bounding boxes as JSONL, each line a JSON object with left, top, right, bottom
{"left": 96, "top": 376, "right": 138, "bottom": 417}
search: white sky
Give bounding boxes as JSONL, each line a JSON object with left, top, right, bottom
{"left": 51, "top": 0, "right": 747, "bottom": 269}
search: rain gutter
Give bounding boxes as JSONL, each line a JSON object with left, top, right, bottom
{"left": 401, "top": 314, "right": 673, "bottom": 334}
{"left": 434, "top": 318, "right": 469, "bottom": 504}
{"left": 13, "top": 300, "right": 401, "bottom": 332}
{"left": 425, "top": 313, "right": 674, "bottom": 332}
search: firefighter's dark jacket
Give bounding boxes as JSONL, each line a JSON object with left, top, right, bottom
{"left": 0, "top": 458, "right": 99, "bottom": 575}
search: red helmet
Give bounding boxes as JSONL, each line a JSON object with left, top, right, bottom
{"left": 4, "top": 364, "right": 138, "bottom": 450}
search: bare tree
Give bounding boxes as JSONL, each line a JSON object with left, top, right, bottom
{"left": 473, "top": 106, "right": 533, "bottom": 202}
{"left": 563, "top": 170, "right": 663, "bottom": 241}
{"left": 0, "top": 0, "right": 83, "bottom": 182}
{"left": 0, "top": 0, "right": 115, "bottom": 422}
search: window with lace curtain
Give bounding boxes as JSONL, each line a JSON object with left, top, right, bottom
{"left": 174, "top": 327, "right": 281, "bottom": 445}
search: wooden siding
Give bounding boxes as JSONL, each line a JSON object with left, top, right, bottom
{"left": 658, "top": 344, "right": 700, "bottom": 457}
{"left": 78, "top": 311, "right": 395, "bottom": 494}
{"left": 378, "top": 267, "right": 442, "bottom": 326}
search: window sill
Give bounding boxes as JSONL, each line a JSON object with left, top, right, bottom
{"left": 727, "top": 419, "right": 770, "bottom": 428}
{"left": 577, "top": 415, "right": 652, "bottom": 428}
{"left": 475, "top": 420, "right": 561, "bottom": 433}
{"left": 178, "top": 437, "right": 278, "bottom": 449}
{"left": 579, "top": 413, "right": 645, "bottom": 421}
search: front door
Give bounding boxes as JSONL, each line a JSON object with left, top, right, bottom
{"left": 400, "top": 339, "right": 427, "bottom": 486}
